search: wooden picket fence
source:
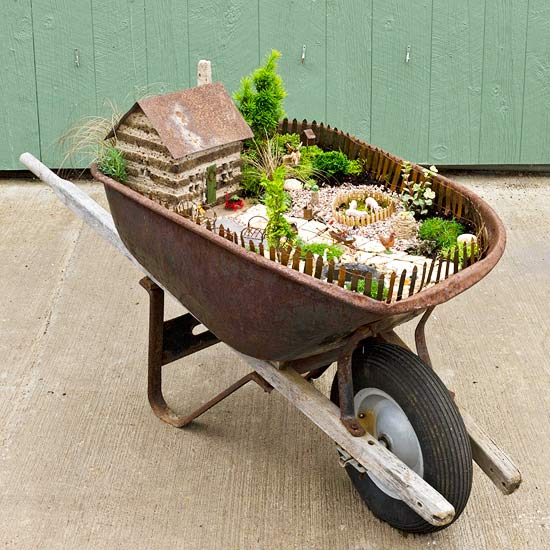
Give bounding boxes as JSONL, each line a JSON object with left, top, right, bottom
{"left": 201, "top": 220, "right": 479, "bottom": 304}
{"left": 332, "top": 189, "right": 396, "bottom": 226}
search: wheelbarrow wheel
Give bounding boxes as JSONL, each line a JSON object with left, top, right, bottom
{"left": 330, "top": 341, "right": 472, "bottom": 534}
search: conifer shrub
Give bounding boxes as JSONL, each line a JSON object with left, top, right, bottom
{"left": 234, "top": 50, "right": 286, "bottom": 139}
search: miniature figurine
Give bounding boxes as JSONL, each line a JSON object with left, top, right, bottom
{"left": 365, "top": 197, "right": 381, "bottom": 211}
{"left": 282, "top": 143, "right": 302, "bottom": 166}
{"left": 379, "top": 231, "right": 396, "bottom": 252}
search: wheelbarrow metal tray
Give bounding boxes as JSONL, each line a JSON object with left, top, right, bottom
{"left": 92, "top": 150, "right": 505, "bottom": 363}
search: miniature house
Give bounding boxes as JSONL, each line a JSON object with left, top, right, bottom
{"left": 109, "top": 82, "right": 253, "bottom": 213}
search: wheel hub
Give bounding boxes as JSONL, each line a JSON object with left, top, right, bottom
{"left": 355, "top": 388, "right": 424, "bottom": 500}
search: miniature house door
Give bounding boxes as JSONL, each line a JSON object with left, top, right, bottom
{"left": 206, "top": 165, "right": 217, "bottom": 204}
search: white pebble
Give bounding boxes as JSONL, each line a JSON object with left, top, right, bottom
{"left": 457, "top": 234, "right": 477, "bottom": 245}
{"left": 284, "top": 178, "right": 303, "bottom": 192}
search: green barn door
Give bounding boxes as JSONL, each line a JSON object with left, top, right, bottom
{"left": 371, "top": 0, "right": 432, "bottom": 163}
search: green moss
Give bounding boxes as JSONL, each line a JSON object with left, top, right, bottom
{"left": 295, "top": 240, "right": 344, "bottom": 262}
{"left": 98, "top": 146, "right": 128, "bottom": 183}
{"left": 444, "top": 243, "right": 479, "bottom": 264}
{"left": 346, "top": 277, "right": 388, "bottom": 300}
{"left": 418, "top": 217, "right": 465, "bottom": 251}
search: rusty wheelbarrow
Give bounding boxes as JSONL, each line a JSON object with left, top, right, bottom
{"left": 20, "top": 141, "right": 521, "bottom": 535}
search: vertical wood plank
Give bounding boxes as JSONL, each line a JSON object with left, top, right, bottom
{"left": 260, "top": 0, "right": 326, "bottom": 122}
{"left": 188, "top": 0, "right": 259, "bottom": 96}
{"left": 326, "top": 0, "right": 372, "bottom": 141}
{"left": 371, "top": 0, "right": 432, "bottom": 162}
{"left": 428, "top": 0, "right": 484, "bottom": 164}
{"left": 386, "top": 271, "right": 396, "bottom": 304}
{"left": 419, "top": 261, "right": 428, "bottom": 291}
{"left": 327, "top": 260, "right": 335, "bottom": 283}
{"left": 304, "top": 251, "right": 314, "bottom": 276}
{"left": 520, "top": 0, "right": 550, "bottom": 163}
{"left": 145, "top": 0, "right": 190, "bottom": 93}
{"left": 314, "top": 256, "right": 324, "bottom": 279}
{"left": 408, "top": 265, "right": 418, "bottom": 297}
{"left": 479, "top": 0, "right": 529, "bottom": 163}
{"left": 376, "top": 274, "right": 385, "bottom": 301}
{"left": 291, "top": 248, "right": 301, "bottom": 270}
{"left": 93, "top": 0, "right": 148, "bottom": 118}
{"left": 33, "top": 0, "right": 97, "bottom": 167}
{"left": 280, "top": 246, "right": 290, "bottom": 266}
{"left": 0, "top": 0, "right": 40, "bottom": 169}
{"left": 396, "top": 269, "right": 407, "bottom": 301}
{"left": 337, "top": 265, "right": 346, "bottom": 287}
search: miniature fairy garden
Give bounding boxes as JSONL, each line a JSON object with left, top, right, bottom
{"left": 84, "top": 50, "right": 481, "bottom": 303}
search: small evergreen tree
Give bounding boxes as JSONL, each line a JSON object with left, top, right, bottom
{"left": 234, "top": 50, "right": 286, "bottom": 139}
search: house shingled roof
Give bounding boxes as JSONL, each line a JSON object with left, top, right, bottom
{"left": 110, "top": 82, "right": 253, "bottom": 160}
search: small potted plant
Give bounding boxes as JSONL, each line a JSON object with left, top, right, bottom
{"left": 225, "top": 193, "right": 244, "bottom": 211}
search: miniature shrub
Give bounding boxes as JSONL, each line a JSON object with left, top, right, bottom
{"left": 418, "top": 217, "right": 465, "bottom": 251}
{"left": 313, "top": 150, "right": 350, "bottom": 179}
{"left": 300, "top": 145, "right": 323, "bottom": 163}
{"left": 234, "top": 50, "right": 286, "bottom": 139}
{"left": 263, "top": 166, "right": 296, "bottom": 248}
{"left": 311, "top": 150, "right": 362, "bottom": 180}
{"left": 401, "top": 163, "right": 437, "bottom": 218}
{"left": 98, "top": 146, "right": 128, "bottom": 183}
{"left": 347, "top": 159, "right": 363, "bottom": 175}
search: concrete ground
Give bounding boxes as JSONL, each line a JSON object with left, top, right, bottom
{"left": 0, "top": 174, "right": 549, "bottom": 549}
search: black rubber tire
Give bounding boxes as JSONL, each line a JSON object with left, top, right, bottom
{"left": 331, "top": 341, "right": 473, "bottom": 534}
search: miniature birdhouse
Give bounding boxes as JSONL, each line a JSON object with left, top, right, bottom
{"left": 108, "top": 82, "right": 253, "bottom": 213}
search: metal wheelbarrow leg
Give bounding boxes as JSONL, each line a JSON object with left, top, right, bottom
{"left": 139, "top": 276, "right": 272, "bottom": 428}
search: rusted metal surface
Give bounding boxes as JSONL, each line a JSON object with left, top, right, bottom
{"left": 91, "top": 122, "right": 506, "bottom": 363}
{"left": 337, "top": 350, "right": 365, "bottom": 436}
{"left": 141, "top": 276, "right": 271, "bottom": 428}
{"left": 415, "top": 306, "right": 436, "bottom": 368}
{"left": 110, "top": 83, "right": 253, "bottom": 160}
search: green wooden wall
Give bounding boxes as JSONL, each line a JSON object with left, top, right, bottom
{"left": 1, "top": 0, "right": 549, "bottom": 170}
